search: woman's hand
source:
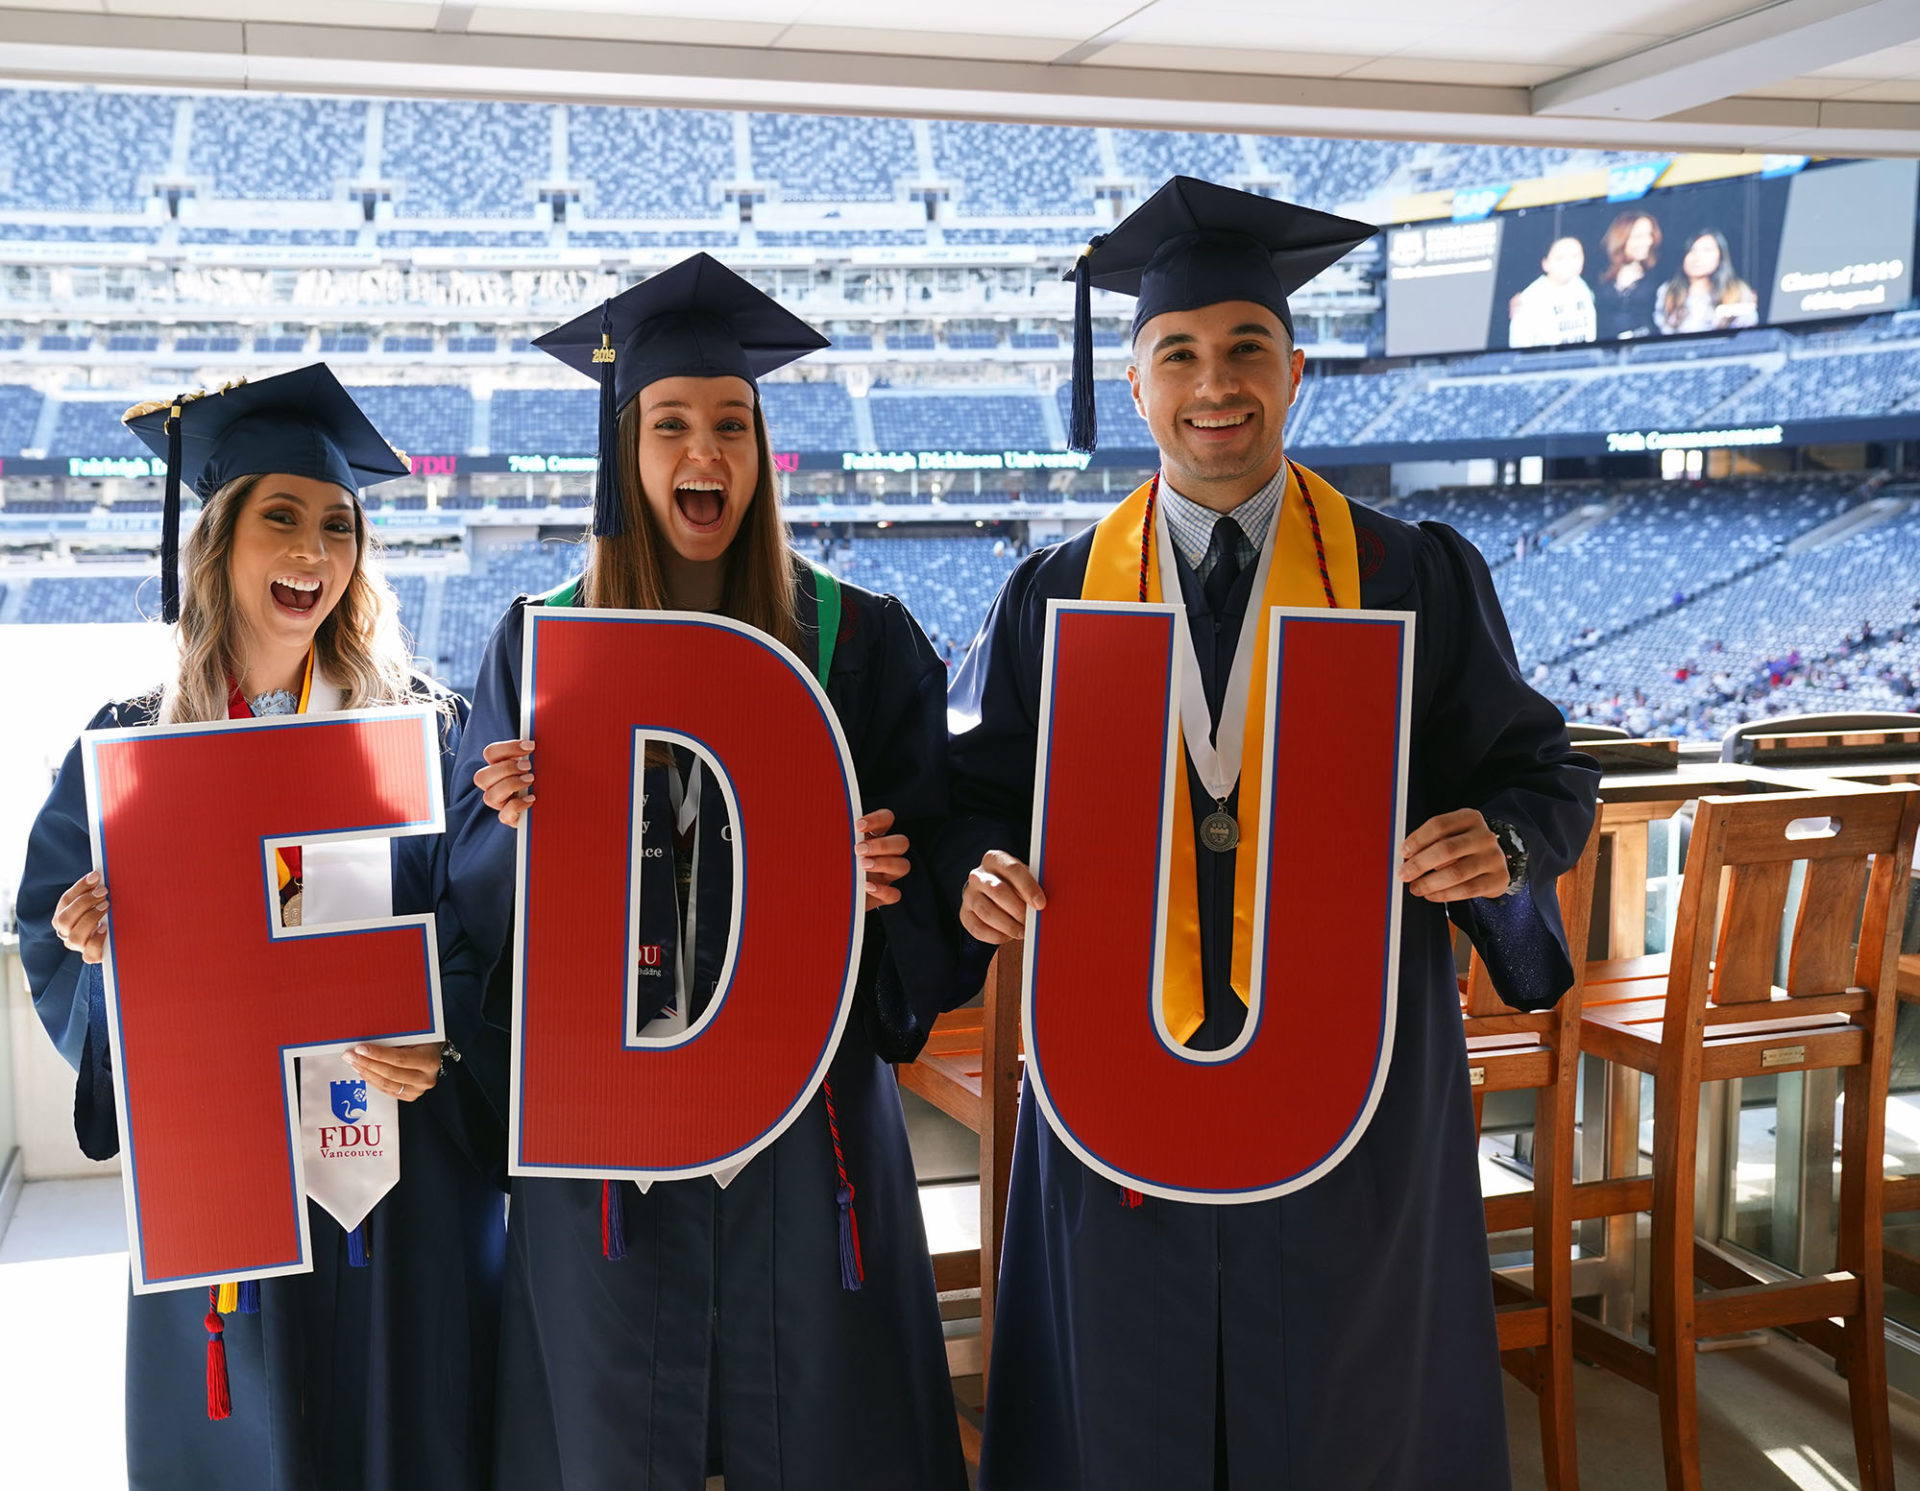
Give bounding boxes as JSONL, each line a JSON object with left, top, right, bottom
{"left": 342, "top": 1042, "right": 442, "bottom": 1102}
{"left": 474, "top": 738, "right": 536, "bottom": 827}
{"left": 50, "top": 870, "right": 110, "bottom": 963}
{"left": 1400, "top": 809, "right": 1509, "bottom": 902}
{"left": 960, "top": 850, "right": 1046, "bottom": 945}
{"left": 857, "top": 809, "right": 911, "bottom": 911}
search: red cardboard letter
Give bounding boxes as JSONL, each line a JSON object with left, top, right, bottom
{"left": 511, "top": 610, "right": 863, "bottom": 1182}
{"left": 84, "top": 710, "right": 445, "bottom": 1292}
{"left": 1024, "top": 603, "right": 1412, "bottom": 1203}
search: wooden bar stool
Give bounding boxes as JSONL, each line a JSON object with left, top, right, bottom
{"left": 1465, "top": 812, "right": 1602, "bottom": 1491}
{"left": 896, "top": 948, "right": 1022, "bottom": 1463}
{"left": 1574, "top": 785, "right": 1920, "bottom": 1491}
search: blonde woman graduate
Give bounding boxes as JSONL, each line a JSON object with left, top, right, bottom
{"left": 16, "top": 366, "right": 506, "bottom": 1491}
{"left": 445, "top": 255, "right": 969, "bottom": 1491}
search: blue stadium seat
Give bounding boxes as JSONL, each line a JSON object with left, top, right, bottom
{"left": 868, "top": 392, "right": 1051, "bottom": 449}
{"left": 0, "top": 89, "right": 174, "bottom": 210}
{"left": 491, "top": 388, "right": 596, "bottom": 455}
{"left": 750, "top": 114, "right": 914, "bottom": 202}
{"left": 932, "top": 122, "right": 1101, "bottom": 216}
{"left": 49, "top": 401, "right": 146, "bottom": 457}
{"left": 344, "top": 385, "right": 473, "bottom": 454}
{"left": 760, "top": 383, "right": 856, "bottom": 450}
{"left": 0, "top": 386, "right": 45, "bottom": 455}
{"left": 382, "top": 101, "right": 548, "bottom": 218}
{"left": 570, "top": 107, "right": 732, "bottom": 218}
{"left": 188, "top": 95, "right": 367, "bottom": 199}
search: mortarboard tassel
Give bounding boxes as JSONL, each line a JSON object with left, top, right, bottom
{"left": 159, "top": 400, "right": 185, "bottom": 624}
{"left": 821, "top": 1078, "right": 863, "bottom": 1291}
{"left": 215, "top": 1280, "right": 238, "bottom": 1314}
{"left": 590, "top": 302, "right": 623, "bottom": 539}
{"left": 601, "top": 1178, "right": 628, "bottom": 1261}
{"left": 1067, "top": 244, "right": 1100, "bottom": 456}
{"left": 1120, "top": 1187, "right": 1143, "bottom": 1209}
{"left": 235, "top": 1278, "right": 260, "bottom": 1314}
{"left": 346, "top": 1222, "right": 369, "bottom": 1268}
{"left": 204, "top": 1290, "right": 232, "bottom": 1421}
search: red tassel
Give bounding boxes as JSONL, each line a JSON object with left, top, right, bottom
{"left": 601, "top": 1179, "right": 627, "bottom": 1261}
{"left": 1120, "top": 1187, "right": 1143, "bottom": 1209}
{"left": 204, "top": 1297, "right": 231, "bottom": 1421}
{"left": 822, "top": 1078, "right": 864, "bottom": 1290}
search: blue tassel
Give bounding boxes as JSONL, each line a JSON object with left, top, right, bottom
{"left": 590, "top": 301, "right": 623, "bottom": 538}
{"left": 235, "top": 1278, "right": 260, "bottom": 1314}
{"left": 836, "top": 1183, "right": 864, "bottom": 1292}
{"left": 160, "top": 403, "right": 184, "bottom": 623}
{"left": 1067, "top": 247, "right": 1098, "bottom": 455}
{"left": 602, "top": 1179, "right": 628, "bottom": 1261}
{"left": 346, "top": 1222, "right": 368, "bottom": 1268}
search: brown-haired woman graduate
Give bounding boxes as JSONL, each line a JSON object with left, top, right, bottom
{"left": 15, "top": 366, "right": 504, "bottom": 1491}
{"left": 445, "top": 254, "right": 969, "bottom": 1491}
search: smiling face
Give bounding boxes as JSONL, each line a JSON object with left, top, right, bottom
{"left": 635, "top": 374, "right": 760, "bottom": 564}
{"left": 1542, "top": 237, "right": 1586, "bottom": 285}
{"left": 1625, "top": 216, "right": 1656, "bottom": 264}
{"left": 226, "top": 472, "right": 360, "bottom": 660}
{"left": 1126, "top": 299, "right": 1303, "bottom": 503}
{"left": 1685, "top": 233, "right": 1722, "bottom": 281}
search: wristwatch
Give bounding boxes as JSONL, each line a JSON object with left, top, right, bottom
{"left": 1486, "top": 819, "right": 1528, "bottom": 898}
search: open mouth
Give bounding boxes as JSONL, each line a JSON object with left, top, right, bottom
{"left": 674, "top": 481, "right": 727, "bottom": 533}
{"left": 270, "top": 575, "right": 322, "bottom": 616}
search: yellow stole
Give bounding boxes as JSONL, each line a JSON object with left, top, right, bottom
{"left": 1080, "top": 462, "right": 1362, "bottom": 1044}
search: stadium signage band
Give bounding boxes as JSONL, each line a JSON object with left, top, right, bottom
{"left": 69, "top": 457, "right": 167, "bottom": 479}
{"left": 841, "top": 450, "right": 1094, "bottom": 473}
{"left": 1605, "top": 425, "right": 1786, "bottom": 453}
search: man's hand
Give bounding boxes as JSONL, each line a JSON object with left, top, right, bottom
{"left": 1400, "top": 809, "right": 1510, "bottom": 902}
{"left": 960, "top": 850, "right": 1047, "bottom": 945}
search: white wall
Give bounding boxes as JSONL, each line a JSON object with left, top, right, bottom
{"left": 3, "top": 941, "right": 116, "bottom": 1181}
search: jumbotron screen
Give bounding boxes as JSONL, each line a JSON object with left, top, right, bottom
{"left": 1384, "top": 157, "right": 1919, "bottom": 359}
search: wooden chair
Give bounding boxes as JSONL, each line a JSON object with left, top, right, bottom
{"left": 1573, "top": 785, "right": 1920, "bottom": 1491}
{"left": 895, "top": 947, "right": 1022, "bottom": 1460}
{"left": 1882, "top": 883, "right": 1920, "bottom": 1302}
{"left": 1465, "top": 812, "right": 1601, "bottom": 1491}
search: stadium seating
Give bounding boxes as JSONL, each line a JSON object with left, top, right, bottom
{"left": 760, "top": 382, "right": 857, "bottom": 450}
{"left": 1717, "top": 348, "right": 1920, "bottom": 424}
{"left": 19, "top": 575, "right": 153, "bottom": 624}
{"left": 1053, "top": 380, "right": 1152, "bottom": 449}
{"left": 1540, "top": 364, "right": 1762, "bottom": 433}
{"left": 569, "top": 106, "right": 732, "bottom": 218}
{"left": 0, "top": 385, "right": 44, "bottom": 455}
{"left": 1291, "top": 369, "right": 1417, "bottom": 445}
{"left": 818, "top": 537, "right": 1023, "bottom": 655}
{"left": 750, "top": 114, "right": 915, "bottom": 202}
{"left": 868, "top": 392, "right": 1051, "bottom": 449}
{"left": 1371, "top": 378, "right": 1578, "bottom": 443}
{"left": 344, "top": 385, "right": 473, "bottom": 455}
{"left": 48, "top": 402, "right": 145, "bottom": 457}
{"left": 381, "top": 101, "right": 548, "bottom": 218}
{"left": 1112, "top": 130, "right": 1248, "bottom": 185}
{"left": 437, "top": 542, "right": 584, "bottom": 688}
{"left": 0, "top": 88, "right": 173, "bottom": 210}
{"left": 490, "top": 388, "right": 596, "bottom": 455}
{"left": 188, "top": 95, "right": 367, "bottom": 199}
{"left": 931, "top": 122, "right": 1101, "bottom": 216}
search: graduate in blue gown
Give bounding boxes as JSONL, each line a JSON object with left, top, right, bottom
{"left": 445, "top": 254, "right": 969, "bottom": 1491}
{"left": 940, "top": 180, "right": 1601, "bottom": 1491}
{"left": 17, "top": 366, "right": 505, "bottom": 1491}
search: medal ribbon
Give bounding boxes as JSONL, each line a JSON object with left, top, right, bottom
{"left": 1080, "top": 462, "right": 1361, "bottom": 1043}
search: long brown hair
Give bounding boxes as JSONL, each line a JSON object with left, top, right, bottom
{"left": 1600, "top": 211, "right": 1660, "bottom": 285}
{"left": 582, "top": 396, "right": 800, "bottom": 654}
{"left": 161, "top": 473, "right": 418, "bottom": 724}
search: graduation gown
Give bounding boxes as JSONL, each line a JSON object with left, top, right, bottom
{"left": 940, "top": 501, "right": 1601, "bottom": 1491}
{"left": 445, "top": 568, "right": 971, "bottom": 1491}
{"left": 16, "top": 685, "right": 507, "bottom": 1491}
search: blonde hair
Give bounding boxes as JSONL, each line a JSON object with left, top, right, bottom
{"left": 161, "top": 473, "right": 419, "bottom": 724}
{"left": 581, "top": 397, "right": 800, "bottom": 654}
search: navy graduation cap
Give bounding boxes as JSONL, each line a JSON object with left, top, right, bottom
{"left": 124, "top": 363, "right": 410, "bottom": 623}
{"left": 533, "top": 252, "right": 829, "bottom": 537}
{"left": 1065, "top": 176, "right": 1377, "bottom": 453}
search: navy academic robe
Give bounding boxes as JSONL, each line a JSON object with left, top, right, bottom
{"left": 941, "top": 503, "right": 1601, "bottom": 1491}
{"left": 445, "top": 571, "right": 970, "bottom": 1491}
{"left": 16, "top": 687, "right": 507, "bottom": 1491}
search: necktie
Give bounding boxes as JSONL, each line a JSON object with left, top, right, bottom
{"left": 1202, "top": 515, "right": 1246, "bottom": 613}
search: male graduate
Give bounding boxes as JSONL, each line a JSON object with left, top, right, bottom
{"left": 941, "top": 177, "right": 1601, "bottom": 1490}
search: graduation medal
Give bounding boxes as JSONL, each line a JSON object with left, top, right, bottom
{"left": 1079, "top": 461, "right": 1359, "bottom": 1043}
